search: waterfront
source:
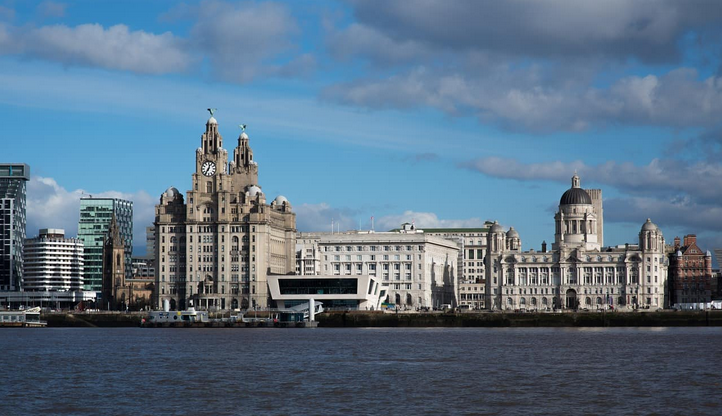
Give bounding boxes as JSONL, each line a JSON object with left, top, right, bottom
{"left": 1, "top": 327, "right": 721, "bottom": 415}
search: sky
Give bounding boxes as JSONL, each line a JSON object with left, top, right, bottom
{"left": 2, "top": 0, "right": 722, "bottom": 264}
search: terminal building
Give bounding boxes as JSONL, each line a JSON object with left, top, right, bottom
{"left": 485, "top": 174, "right": 668, "bottom": 311}
{"left": 267, "top": 275, "right": 384, "bottom": 311}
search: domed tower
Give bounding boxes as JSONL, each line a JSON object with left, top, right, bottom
{"left": 639, "top": 218, "right": 667, "bottom": 307}
{"left": 230, "top": 126, "right": 259, "bottom": 192}
{"left": 485, "top": 221, "right": 506, "bottom": 310}
{"left": 639, "top": 218, "right": 664, "bottom": 252}
{"left": 487, "top": 221, "right": 506, "bottom": 255}
{"left": 271, "top": 195, "right": 293, "bottom": 213}
{"left": 506, "top": 227, "right": 521, "bottom": 251}
{"left": 553, "top": 173, "right": 599, "bottom": 251}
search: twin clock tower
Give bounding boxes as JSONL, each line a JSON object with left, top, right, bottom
{"left": 155, "top": 111, "right": 296, "bottom": 311}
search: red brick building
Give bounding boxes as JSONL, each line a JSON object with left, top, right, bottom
{"left": 669, "top": 235, "right": 712, "bottom": 306}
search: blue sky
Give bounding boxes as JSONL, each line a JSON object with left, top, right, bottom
{"left": 2, "top": 0, "right": 722, "bottom": 262}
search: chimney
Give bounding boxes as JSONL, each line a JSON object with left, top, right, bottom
{"left": 683, "top": 234, "right": 697, "bottom": 247}
{"left": 541, "top": 241, "right": 547, "bottom": 253}
{"left": 674, "top": 236, "right": 681, "bottom": 248}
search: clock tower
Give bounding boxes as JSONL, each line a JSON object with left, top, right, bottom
{"left": 155, "top": 110, "right": 296, "bottom": 312}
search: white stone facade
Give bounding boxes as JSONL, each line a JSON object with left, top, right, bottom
{"left": 422, "top": 225, "right": 490, "bottom": 309}
{"left": 485, "top": 174, "right": 668, "bottom": 311}
{"left": 296, "top": 229, "right": 459, "bottom": 308}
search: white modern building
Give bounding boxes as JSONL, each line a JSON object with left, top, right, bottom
{"left": 485, "top": 174, "right": 668, "bottom": 311}
{"left": 268, "top": 275, "right": 385, "bottom": 310}
{"left": 0, "top": 228, "right": 95, "bottom": 309}
{"left": 296, "top": 227, "right": 459, "bottom": 309}
{"left": 23, "top": 229, "right": 84, "bottom": 291}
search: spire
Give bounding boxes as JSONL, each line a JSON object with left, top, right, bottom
{"left": 201, "top": 109, "right": 222, "bottom": 154}
{"left": 233, "top": 123, "right": 254, "bottom": 170}
{"left": 108, "top": 214, "right": 123, "bottom": 246}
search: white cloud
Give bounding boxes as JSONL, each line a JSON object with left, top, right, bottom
{"left": 324, "top": 1, "right": 722, "bottom": 133}
{"left": 26, "top": 176, "right": 156, "bottom": 252}
{"left": 464, "top": 156, "right": 722, "bottom": 202}
{"left": 294, "top": 203, "right": 487, "bottom": 234}
{"left": 294, "top": 203, "right": 357, "bottom": 233}
{"left": 0, "top": 23, "right": 190, "bottom": 74}
{"left": 344, "top": 0, "right": 722, "bottom": 63}
{"left": 462, "top": 156, "right": 722, "bottom": 234}
{"left": 374, "top": 211, "right": 487, "bottom": 232}
{"left": 0, "top": 1, "right": 311, "bottom": 82}
{"left": 324, "top": 67, "right": 722, "bottom": 133}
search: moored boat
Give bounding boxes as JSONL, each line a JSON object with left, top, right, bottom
{"left": 0, "top": 307, "right": 47, "bottom": 327}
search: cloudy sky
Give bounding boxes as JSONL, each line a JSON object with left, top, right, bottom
{"left": 3, "top": 0, "right": 722, "bottom": 261}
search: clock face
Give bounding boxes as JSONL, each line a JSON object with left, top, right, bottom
{"left": 201, "top": 161, "right": 216, "bottom": 176}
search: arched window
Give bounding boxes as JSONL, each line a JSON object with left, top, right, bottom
{"left": 116, "top": 254, "right": 121, "bottom": 266}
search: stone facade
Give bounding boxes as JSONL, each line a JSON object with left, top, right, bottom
{"left": 422, "top": 226, "right": 490, "bottom": 309}
{"left": 485, "top": 174, "right": 668, "bottom": 311}
{"left": 155, "top": 113, "right": 296, "bottom": 311}
{"left": 296, "top": 227, "right": 459, "bottom": 309}
{"left": 102, "top": 215, "right": 130, "bottom": 310}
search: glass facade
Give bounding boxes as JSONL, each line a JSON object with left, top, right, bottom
{"left": 278, "top": 278, "right": 358, "bottom": 295}
{"left": 77, "top": 198, "right": 133, "bottom": 291}
{"left": 0, "top": 164, "right": 29, "bottom": 291}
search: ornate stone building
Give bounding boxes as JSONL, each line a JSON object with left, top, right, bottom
{"left": 668, "top": 235, "right": 713, "bottom": 306}
{"left": 155, "top": 111, "right": 296, "bottom": 311}
{"left": 485, "top": 174, "right": 668, "bottom": 311}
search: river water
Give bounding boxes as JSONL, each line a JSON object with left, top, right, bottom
{"left": 1, "top": 327, "right": 720, "bottom": 415}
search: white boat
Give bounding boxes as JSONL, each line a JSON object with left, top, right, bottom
{"left": 145, "top": 307, "right": 209, "bottom": 325}
{"left": 0, "top": 307, "right": 47, "bottom": 327}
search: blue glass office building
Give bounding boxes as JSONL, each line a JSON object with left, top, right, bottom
{"left": 77, "top": 197, "right": 133, "bottom": 292}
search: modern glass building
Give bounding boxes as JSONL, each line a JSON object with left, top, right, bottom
{"left": 0, "top": 163, "right": 29, "bottom": 292}
{"left": 77, "top": 197, "right": 133, "bottom": 292}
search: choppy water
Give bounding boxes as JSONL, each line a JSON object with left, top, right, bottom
{"left": 1, "top": 327, "right": 721, "bottom": 415}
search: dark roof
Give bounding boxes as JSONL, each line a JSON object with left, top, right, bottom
{"left": 560, "top": 187, "right": 592, "bottom": 205}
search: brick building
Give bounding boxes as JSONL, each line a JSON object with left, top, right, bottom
{"left": 669, "top": 235, "right": 713, "bottom": 306}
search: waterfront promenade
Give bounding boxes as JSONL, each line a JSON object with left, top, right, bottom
{"left": 37, "top": 310, "right": 722, "bottom": 328}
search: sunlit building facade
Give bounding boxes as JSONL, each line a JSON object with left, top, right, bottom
{"left": 23, "top": 228, "right": 84, "bottom": 292}
{"left": 155, "top": 112, "right": 296, "bottom": 311}
{"left": 485, "top": 174, "right": 668, "bottom": 311}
